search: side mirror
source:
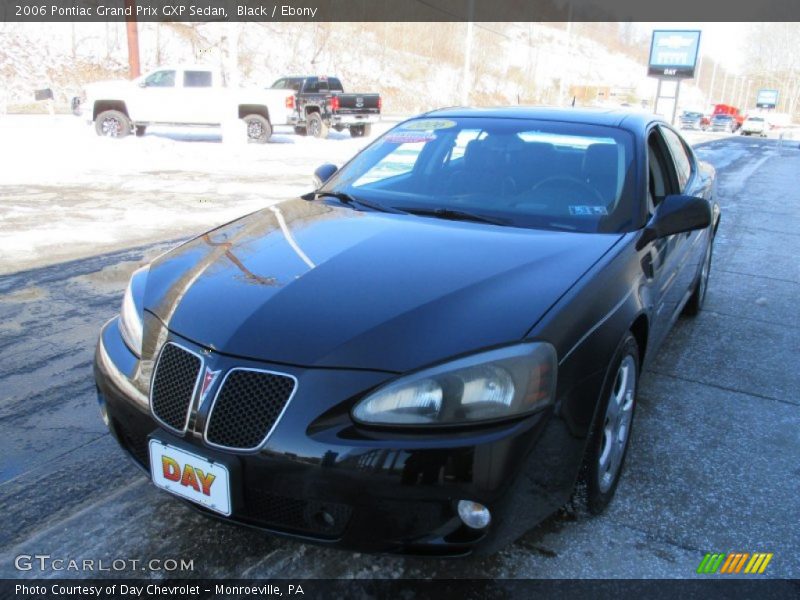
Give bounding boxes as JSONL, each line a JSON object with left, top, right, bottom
{"left": 313, "top": 163, "right": 338, "bottom": 188}
{"left": 637, "top": 194, "right": 711, "bottom": 250}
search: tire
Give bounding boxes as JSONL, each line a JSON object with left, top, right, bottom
{"left": 243, "top": 114, "right": 272, "bottom": 143}
{"left": 135, "top": 125, "right": 147, "bottom": 137}
{"left": 683, "top": 237, "right": 713, "bottom": 316}
{"left": 349, "top": 125, "right": 364, "bottom": 138}
{"left": 306, "top": 112, "right": 329, "bottom": 139}
{"left": 95, "top": 110, "right": 131, "bottom": 138}
{"left": 362, "top": 123, "right": 372, "bottom": 137}
{"left": 578, "top": 333, "right": 640, "bottom": 515}
{"left": 294, "top": 126, "right": 307, "bottom": 136}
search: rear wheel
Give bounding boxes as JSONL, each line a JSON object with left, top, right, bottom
{"left": 243, "top": 114, "right": 272, "bottom": 143}
{"left": 95, "top": 110, "right": 131, "bottom": 138}
{"left": 349, "top": 125, "right": 364, "bottom": 138}
{"left": 578, "top": 333, "right": 639, "bottom": 514}
{"left": 135, "top": 125, "right": 147, "bottom": 137}
{"left": 307, "top": 112, "right": 329, "bottom": 139}
{"left": 684, "top": 238, "right": 713, "bottom": 316}
{"left": 294, "top": 126, "right": 307, "bottom": 136}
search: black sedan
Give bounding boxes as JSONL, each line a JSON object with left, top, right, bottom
{"left": 94, "top": 107, "right": 720, "bottom": 555}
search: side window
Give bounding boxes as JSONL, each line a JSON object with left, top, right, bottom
{"left": 647, "top": 130, "right": 678, "bottom": 216}
{"left": 329, "top": 78, "right": 344, "bottom": 93}
{"left": 271, "top": 78, "right": 288, "bottom": 89}
{"left": 659, "top": 127, "right": 693, "bottom": 191}
{"left": 144, "top": 70, "right": 175, "bottom": 88}
{"left": 183, "top": 71, "right": 212, "bottom": 88}
{"left": 305, "top": 79, "right": 329, "bottom": 93}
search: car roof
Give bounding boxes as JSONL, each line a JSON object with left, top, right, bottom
{"left": 418, "top": 106, "right": 666, "bottom": 135}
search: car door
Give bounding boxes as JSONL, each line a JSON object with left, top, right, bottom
{"left": 181, "top": 69, "right": 217, "bottom": 124}
{"left": 643, "top": 126, "right": 694, "bottom": 349}
{"left": 129, "top": 69, "right": 178, "bottom": 123}
{"left": 659, "top": 125, "right": 708, "bottom": 312}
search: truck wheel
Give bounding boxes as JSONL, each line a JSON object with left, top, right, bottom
{"left": 362, "top": 124, "right": 372, "bottom": 137}
{"left": 307, "top": 112, "right": 329, "bottom": 139}
{"left": 95, "top": 110, "right": 131, "bottom": 138}
{"left": 243, "top": 114, "right": 272, "bottom": 143}
{"left": 294, "top": 126, "right": 307, "bottom": 136}
{"left": 135, "top": 125, "right": 147, "bottom": 137}
{"left": 349, "top": 125, "right": 364, "bottom": 138}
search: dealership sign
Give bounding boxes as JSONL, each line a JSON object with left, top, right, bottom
{"left": 648, "top": 30, "right": 701, "bottom": 78}
{"left": 756, "top": 89, "right": 779, "bottom": 109}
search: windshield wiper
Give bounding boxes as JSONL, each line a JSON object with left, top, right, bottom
{"left": 306, "top": 191, "right": 405, "bottom": 214}
{"left": 399, "top": 206, "right": 509, "bottom": 226}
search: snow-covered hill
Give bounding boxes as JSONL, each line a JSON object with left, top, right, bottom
{"left": 0, "top": 21, "right": 707, "bottom": 114}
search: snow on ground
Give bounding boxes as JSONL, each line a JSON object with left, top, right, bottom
{"left": 0, "top": 115, "right": 399, "bottom": 274}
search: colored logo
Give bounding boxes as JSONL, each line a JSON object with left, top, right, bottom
{"left": 697, "top": 552, "right": 773, "bottom": 575}
{"left": 199, "top": 368, "right": 221, "bottom": 403}
{"left": 161, "top": 455, "right": 216, "bottom": 496}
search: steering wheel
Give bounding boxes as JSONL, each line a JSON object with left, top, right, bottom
{"left": 523, "top": 176, "right": 606, "bottom": 206}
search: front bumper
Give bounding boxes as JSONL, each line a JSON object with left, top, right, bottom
{"left": 94, "top": 319, "right": 588, "bottom": 555}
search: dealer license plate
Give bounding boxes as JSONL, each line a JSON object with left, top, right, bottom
{"left": 149, "top": 440, "right": 231, "bottom": 516}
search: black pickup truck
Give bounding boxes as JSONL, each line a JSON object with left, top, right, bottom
{"left": 270, "top": 76, "right": 380, "bottom": 139}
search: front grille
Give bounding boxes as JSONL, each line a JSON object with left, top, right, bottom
{"left": 242, "top": 488, "right": 351, "bottom": 537}
{"left": 151, "top": 343, "right": 202, "bottom": 432}
{"left": 205, "top": 369, "right": 295, "bottom": 450}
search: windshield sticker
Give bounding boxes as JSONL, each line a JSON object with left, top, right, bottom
{"left": 400, "top": 119, "right": 457, "bottom": 131}
{"left": 569, "top": 205, "right": 608, "bottom": 216}
{"left": 384, "top": 131, "right": 437, "bottom": 144}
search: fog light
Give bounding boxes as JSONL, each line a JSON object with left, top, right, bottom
{"left": 457, "top": 500, "right": 491, "bottom": 529}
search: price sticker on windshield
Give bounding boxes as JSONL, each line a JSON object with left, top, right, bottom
{"left": 400, "top": 119, "right": 457, "bottom": 131}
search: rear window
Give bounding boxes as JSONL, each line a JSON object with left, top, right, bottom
{"left": 748, "top": 117, "right": 764, "bottom": 122}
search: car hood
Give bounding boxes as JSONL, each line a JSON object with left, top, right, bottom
{"left": 144, "top": 199, "right": 621, "bottom": 372}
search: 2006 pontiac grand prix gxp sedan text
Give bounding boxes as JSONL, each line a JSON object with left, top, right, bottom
{"left": 94, "top": 108, "right": 720, "bottom": 555}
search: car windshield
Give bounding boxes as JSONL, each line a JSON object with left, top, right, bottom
{"left": 322, "top": 116, "right": 637, "bottom": 233}
{"left": 683, "top": 112, "right": 702, "bottom": 118}
{"left": 748, "top": 117, "right": 764, "bottom": 122}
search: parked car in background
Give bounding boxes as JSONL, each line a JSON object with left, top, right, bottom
{"left": 95, "top": 107, "right": 719, "bottom": 555}
{"left": 740, "top": 116, "right": 769, "bottom": 137}
{"left": 73, "top": 65, "right": 295, "bottom": 143}
{"left": 711, "top": 104, "right": 743, "bottom": 130}
{"left": 679, "top": 111, "right": 708, "bottom": 130}
{"left": 271, "top": 76, "right": 381, "bottom": 138}
{"left": 709, "top": 114, "right": 737, "bottom": 133}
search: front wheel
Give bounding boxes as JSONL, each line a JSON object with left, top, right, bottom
{"left": 578, "top": 333, "right": 640, "bottom": 514}
{"left": 243, "top": 114, "right": 272, "bottom": 143}
{"left": 95, "top": 110, "right": 131, "bottom": 138}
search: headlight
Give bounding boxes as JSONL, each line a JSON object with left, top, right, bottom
{"left": 352, "top": 343, "right": 556, "bottom": 426}
{"left": 119, "top": 266, "right": 148, "bottom": 357}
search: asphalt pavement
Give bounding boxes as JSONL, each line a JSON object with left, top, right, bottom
{"left": 0, "top": 136, "right": 797, "bottom": 579}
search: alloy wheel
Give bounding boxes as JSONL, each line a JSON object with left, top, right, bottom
{"left": 597, "top": 354, "right": 636, "bottom": 493}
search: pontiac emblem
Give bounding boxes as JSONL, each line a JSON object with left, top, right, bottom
{"left": 199, "top": 367, "right": 221, "bottom": 403}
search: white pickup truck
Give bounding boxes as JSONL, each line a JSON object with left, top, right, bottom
{"left": 74, "top": 65, "right": 295, "bottom": 143}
